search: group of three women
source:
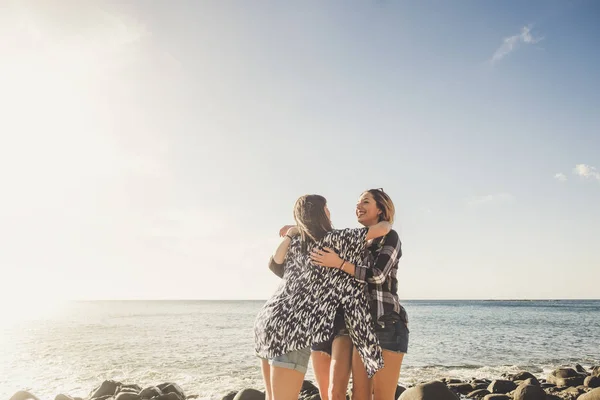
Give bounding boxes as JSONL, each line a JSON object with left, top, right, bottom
{"left": 254, "top": 189, "right": 408, "bottom": 400}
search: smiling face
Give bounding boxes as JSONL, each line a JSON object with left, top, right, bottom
{"left": 356, "top": 192, "right": 382, "bottom": 227}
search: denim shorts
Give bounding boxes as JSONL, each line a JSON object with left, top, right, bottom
{"left": 312, "top": 312, "right": 409, "bottom": 355}
{"left": 267, "top": 347, "right": 311, "bottom": 374}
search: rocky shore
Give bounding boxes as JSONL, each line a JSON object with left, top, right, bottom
{"left": 8, "top": 365, "right": 600, "bottom": 400}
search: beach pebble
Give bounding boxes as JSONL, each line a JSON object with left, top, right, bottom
{"left": 157, "top": 383, "right": 185, "bottom": 400}
{"left": 512, "top": 383, "right": 545, "bottom": 400}
{"left": 547, "top": 368, "right": 586, "bottom": 387}
{"left": 395, "top": 385, "right": 407, "bottom": 399}
{"left": 119, "top": 385, "right": 142, "bottom": 394}
{"left": 465, "top": 388, "right": 490, "bottom": 399}
{"left": 115, "top": 393, "right": 141, "bottom": 400}
{"left": 231, "top": 389, "right": 265, "bottom": 400}
{"left": 398, "top": 380, "right": 459, "bottom": 400}
{"left": 586, "top": 376, "right": 600, "bottom": 388}
{"left": 511, "top": 372, "right": 537, "bottom": 382}
{"left": 482, "top": 395, "right": 511, "bottom": 400}
{"left": 90, "top": 381, "right": 121, "bottom": 399}
{"left": 487, "top": 380, "right": 517, "bottom": 394}
{"left": 140, "top": 387, "right": 162, "bottom": 399}
{"left": 221, "top": 390, "right": 237, "bottom": 400}
{"left": 576, "top": 364, "right": 588, "bottom": 374}
{"left": 9, "top": 391, "right": 39, "bottom": 400}
{"left": 579, "top": 387, "right": 600, "bottom": 400}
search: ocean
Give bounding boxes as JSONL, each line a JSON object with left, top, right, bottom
{"left": 1, "top": 300, "right": 599, "bottom": 400}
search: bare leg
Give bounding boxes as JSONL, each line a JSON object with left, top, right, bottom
{"left": 351, "top": 347, "right": 372, "bottom": 400}
{"left": 372, "top": 351, "right": 404, "bottom": 400}
{"left": 261, "top": 359, "right": 273, "bottom": 400}
{"left": 271, "top": 365, "right": 305, "bottom": 400}
{"left": 328, "top": 336, "right": 353, "bottom": 400}
{"left": 311, "top": 351, "right": 332, "bottom": 400}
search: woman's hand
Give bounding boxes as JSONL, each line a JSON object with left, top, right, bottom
{"left": 310, "top": 247, "right": 343, "bottom": 268}
{"left": 279, "top": 225, "right": 296, "bottom": 237}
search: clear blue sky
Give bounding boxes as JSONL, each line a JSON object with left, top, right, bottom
{"left": 0, "top": 0, "right": 599, "bottom": 301}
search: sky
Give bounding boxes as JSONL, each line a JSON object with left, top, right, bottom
{"left": 0, "top": 0, "right": 599, "bottom": 301}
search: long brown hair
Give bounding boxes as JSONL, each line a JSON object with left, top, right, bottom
{"left": 293, "top": 194, "right": 333, "bottom": 251}
{"left": 364, "top": 188, "right": 395, "bottom": 224}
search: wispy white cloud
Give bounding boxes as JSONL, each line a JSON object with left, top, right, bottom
{"left": 491, "top": 26, "right": 543, "bottom": 63}
{"left": 467, "top": 192, "right": 515, "bottom": 207}
{"left": 554, "top": 173, "right": 567, "bottom": 182}
{"left": 573, "top": 164, "right": 600, "bottom": 182}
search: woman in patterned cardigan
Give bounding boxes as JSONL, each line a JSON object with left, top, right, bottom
{"left": 255, "top": 194, "right": 392, "bottom": 400}
{"left": 309, "top": 189, "right": 407, "bottom": 400}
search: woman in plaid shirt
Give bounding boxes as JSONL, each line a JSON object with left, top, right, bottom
{"left": 309, "top": 189, "right": 407, "bottom": 400}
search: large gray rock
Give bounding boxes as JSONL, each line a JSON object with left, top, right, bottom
{"left": 546, "top": 368, "right": 585, "bottom": 387}
{"left": 465, "top": 388, "right": 490, "bottom": 399}
{"left": 221, "top": 391, "right": 237, "bottom": 400}
{"left": 487, "top": 380, "right": 517, "bottom": 394}
{"left": 90, "top": 381, "right": 121, "bottom": 399}
{"left": 10, "top": 391, "right": 39, "bottom": 400}
{"left": 511, "top": 372, "right": 537, "bottom": 382}
{"left": 580, "top": 387, "right": 600, "bottom": 400}
{"left": 115, "top": 393, "right": 141, "bottom": 400}
{"left": 447, "top": 383, "right": 474, "bottom": 395}
{"left": 232, "top": 389, "right": 265, "bottom": 400}
{"left": 158, "top": 384, "right": 185, "bottom": 400}
{"left": 512, "top": 383, "right": 545, "bottom": 400}
{"left": 398, "top": 381, "right": 459, "bottom": 400}
{"left": 482, "top": 395, "right": 511, "bottom": 400}
{"left": 395, "top": 385, "right": 407, "bottom": 399}
{"left": 139, "top": 387, "right": 162, "bottom": 400}
{"left": 586, "top": 376, "right": 600, "bottom": 388}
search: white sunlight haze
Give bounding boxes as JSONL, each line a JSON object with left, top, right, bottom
{"left": 1, "top": 1, "right": 599, "bottom": 312}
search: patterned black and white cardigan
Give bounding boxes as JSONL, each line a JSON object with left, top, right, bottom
{"left": 254, "top": 227, "right": 384, "bottom": 377}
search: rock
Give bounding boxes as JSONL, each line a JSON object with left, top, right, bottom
{"left": 482, "top": 395, "right": 511, "bottom": 400}
{"left": 398, "top": 381, "right": 459, "bottom": 400}
{"left": 576, "top": 364, "right": 588, "bottom": 374}
{"left": 92, "top": 396, "right": 114, "bottom": 400}
{"left": 541, "top": 382, "right": 556, "bottom": 388}
{"left": 594, "top": 367, "right": 600, "bottom": 378}
{"left": 55, "top": 395, "right": 74, "bottom": 400}
{"left": 471, "top": 381, "right": 491, "bottom": 391}
{"left": 232, "top": 389, "right": 265, "bottom": 400}
{"left": 221, "top": 391, "right": 238, "bottom": 400}
{"left": 186, "top": 396, "right": 199, "bottom": 400}
{"left": 487, "top": 380, "right": 517, "bottom": 394}
{"left": 580, "top": 387, "right": 600, "bottom": 400}
{"left": 91, "top": 381, "right": 121, "bottom": 399}
{"left": 586, "top": 376, "right": 600, "bottom": 388}
{"left": 465, "top": 389, "right": 490, "bottom": 399}
{"left": 547, "top": 368, "right": 586, "bottom": 387}
{"left": 511, "top": 372, "right": 537, "bottom": 382}
{"left": 115, "top": 393, "right": 141, "bottom": 400}
{"left": 395, "top": 385, "right": 407, "bottom": 399}
{"left": 154, "top": 394, "right": 183, "bottom": 400}
{"left": 443, "top": 378, "right": 464, "bottom": 384}
{"left": 139, "top": 387, "right": 162, "bottom": 400}
{"left": 513, "top": 383, "right": 545, "bottom": 400}
{"left": 448, "top": 383, "right": 474, "bottom": 395}
{"left": 157, "top": 384, "right": 185, "bottom": 400}
{"left": 521, "top": 377, "right": 540, "bottom": 386}
{"left": 119, "top": 385, "right": 142, "bottom": 394}
{"left": 10, "top": 391, "right": 40, "bottom": 400}
{"left": 300, "top": 380, "right": 319, "bottom": 396}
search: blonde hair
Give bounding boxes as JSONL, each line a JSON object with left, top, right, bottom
{"left": 364, "top": 189, "right": 395, "bottom": 225}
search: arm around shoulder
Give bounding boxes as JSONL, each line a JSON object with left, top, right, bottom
{"left": 365, "top": 221, "right": 392, "bottom": 241}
